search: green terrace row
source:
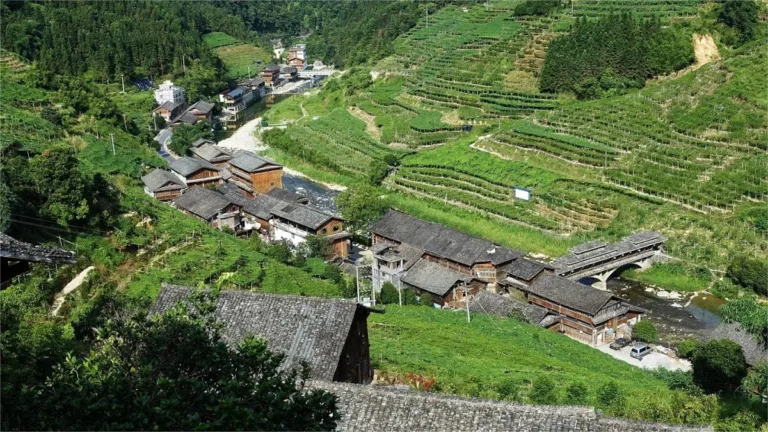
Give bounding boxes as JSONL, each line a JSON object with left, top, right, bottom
{"left": 573, "top": 0, "right": 701, "bottom": 18}
{"left": 390, "top": 175, "right": 562, "bottom": 231}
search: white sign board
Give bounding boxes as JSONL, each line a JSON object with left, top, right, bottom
{"left": 514, "top": 187, "right": 531, "bottom": 201}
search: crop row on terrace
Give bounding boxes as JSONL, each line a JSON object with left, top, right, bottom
{"left": 573, "top": 0, "right": 702, "bottom": 19}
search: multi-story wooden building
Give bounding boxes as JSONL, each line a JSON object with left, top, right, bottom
{"left": 169, "top": 157, "right": 223, "bottom": 188}
{"left": 370, "top": 210, "right": 523, "bottom": 307}
{"left": 506, "top": 271, "right": 645, "bottom": 345}
{"left": 238, "top": 77, "right": 267, "bottom": 98}
{"left": 152, "top": 100, "right": 185, "bottom": 122}
{"left": 261, "top": 64, "right": 281, "bottom": 86}
{"left": 152, "top": 284, "right": 376, "bottom": 383}
{"left": 141, "top": 168, "right": 187, "bottom": 201}
{"left": 280, "top": 66, "right": 298, "bottom": 81}
{"left": 226, "top": 150, "right": 283, "bottom": 197}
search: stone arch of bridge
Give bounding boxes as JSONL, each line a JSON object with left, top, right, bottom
{"left": 579, "top": 257, "right": 654, "bottom": 291}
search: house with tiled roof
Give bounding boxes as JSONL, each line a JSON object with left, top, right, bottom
{"left": 152, "top": 100, "right": 185, "bottom": 122}
{"left": 260, "top": 64, "right": 281, "bottom": 86}
{"left": 141, "top": 168, "right": 186, "bottom": 201}
{"left": 172, "top": 186, "right": 241, "bottom": 230}
{"left": 1, "top": 233, "right": 77, "bottom": 287}
{"left": 511, "top": 271, "right": 646, "bottom": 345}
{"left": 190, "top": 143, "right": 232, "bottom": 168}
{"left": 225, "top": 150, "right": 283, "bottom": 197}
{"left": 169, "top": 157, "right": 222, "bottom": 188}
{"left": 370, "top": 210, "right": 524, "bottom": 306}
{"left": 468, "top": 290, "right": 550, "bottom": 325}
{"left": 151, "top": 284, "right": 376, "bottom": 383}
{"left": 309, "top": 381, "right": 713, "bottom": 432}
{"left": 237, "top": 77, "right": 266, "bottom": 97}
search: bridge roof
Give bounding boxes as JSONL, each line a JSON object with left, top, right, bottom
{"left": 552, "top": 231, "right": 666, "bottom": 272}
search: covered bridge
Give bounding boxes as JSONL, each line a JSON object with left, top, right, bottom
{"left": 1, "top": 233, "right": 77, "bottom": 287}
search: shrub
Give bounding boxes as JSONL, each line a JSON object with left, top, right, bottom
{"left": 421, "top": 294, "right": 434, "bottom": 307}
{"left": 565, "top": 382, "right": 589, "bottom": 405}
{"left": 720, "top": 296, "right": 768, "bottom": 345}
{"left": 718, "top": 0, "right": 759, "bottom": 44}
{"left": 651, "top": 369, "right": 701, "bottom": 395}
{"left": 596, "top": 381, "right": 626, "bottom": 414}
{"left": 514, "top": 0, "right": 560, "bottom": 16}
{"left": 715, "top": 410, "right": 763, "bottom": 432}
{"left": 677, "top": 339, "right": 701, "bottom": 359}
{"left": 726, "top": 255, "right": 768, "bottom": 296}
{"left": 712, "top": 278, "right": 740, "bottom": 299}
{"left": 529, "top": 377, "right": 558, "bottom": 405}
{"left": 380, "top": 282, "right": 399, "bottom": 305}
{"left": 401, "top": 289, "right": 417, "bottom": 306}
{"left": 692, "top": 339, "right": 748, "bottom": 394}
{"left": 633, "top": 320, "right": 657, "bottom": 343}
{"left": 497, "top": 379, "right": 523, "bottom": 401}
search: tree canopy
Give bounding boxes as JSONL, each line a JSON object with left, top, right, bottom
{"left": 692, "top": 339, "right": 748, "bottom": 394}
{"left": 4, "top": 289, "right": 339, "bottom": 431}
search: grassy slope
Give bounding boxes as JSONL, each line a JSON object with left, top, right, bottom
{"left": 370, "top": 306, "right": 683, "bottom": 420}
{"left": 265, "top": 3, "right": 768, "bottom": 290}
{"left": 204, "top": 32, "right": 272, "bottom": 79}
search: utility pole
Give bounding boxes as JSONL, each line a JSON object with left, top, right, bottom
{"left": 153, "top": 114, "right": 158, "bottom": 132}
{"left": 182, "top": 54, "right": 186, "bottom": 74}
{"left": 121, "top": 74, "right": 125, "bottom": 93}
{"left": 248, "top": 65, "right": 251, "bottom": 80}
{"left": 461, "top": 283, "right": 471, "bottom": 323}
{"left": 110, "top": 133, "right": 116, "bottom": 156}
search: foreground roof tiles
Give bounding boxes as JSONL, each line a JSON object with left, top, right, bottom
{"left": 469, "top": 290, "right": 550, "bottom": 324}
{"left": 401, "top": 258, "right": 474, "bottom": 297}
{"left": 141, "top": 168, "right": 185, "bottom": 192}
{"left": 169, "top": 157, "right": 219, "bottom": 177}
{"left": 151, "top": 284, "right": 368, "bottom": 381}
{"left": 0, "top": 233, "right": 77, "bottom": 264}
{"left": 310, "top": 381, "right": 713, "bottom": 432}
{"left": 524, "top": 272, "right": 614, "bottom": 316}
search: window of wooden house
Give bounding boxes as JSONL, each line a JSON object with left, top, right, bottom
{"left": 321, "top": 228, "right": 327, "bottom": 235}
{"left": 333, "top": 225, "right": 340, "bottom": 232}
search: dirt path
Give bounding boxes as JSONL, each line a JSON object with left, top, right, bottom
{"left": 218, "top": 116, "right": 267, "bottom": 152}
{"left": 347, "top": 106, "right": 381, "bottom": 140}
{"left": 51, "top": 266, "right": 95, "bottom": 316}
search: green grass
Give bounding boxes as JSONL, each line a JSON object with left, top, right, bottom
{"left": 203, "top": 32, "right": 240, "bottom": 48}
{"left": 369, "top": 306, "right": 699, "bottom": 420}
{"left": 215, "top": 43, "right": 273, "bottom": 79}
{"left": 623, "top": 263, "right": 712, "bottom": 293}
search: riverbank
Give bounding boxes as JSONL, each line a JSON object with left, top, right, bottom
{"left": 217, "top": 116, "right": 267, "bottom": 152}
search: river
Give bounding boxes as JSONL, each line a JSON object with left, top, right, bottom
{"left": 606, "top": 278, "right": 724, "bottom": 341}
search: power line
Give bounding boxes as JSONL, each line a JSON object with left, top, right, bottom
{"left": 10, "top": 214, "right": 109, "bottom": 235}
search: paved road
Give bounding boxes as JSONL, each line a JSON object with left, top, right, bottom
{"left": 596, "top": 343, "right": 691, "bottom": 371}
{"left": 154, "top": 128, "right": 175, "bottom": 161}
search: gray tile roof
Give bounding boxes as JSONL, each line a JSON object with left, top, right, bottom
{"left": 469, "top": 290, "right": 550, "bottom": 324}
{"left": 141, "top": 168, "right": 185, "bottom": 192}
{"left": 190, "top": 144, "right": 232, "bottom": 163}
{"left": 371, "top": 211, "right": 523, "bottom": 267}
{"left": 169, "top": 157, "right": 219, "bottom": 177}
{"left": 374, "top": 243, "right": 424, "bottom": 271}
{"left": 0, "top": 233, "right": 77, "bottom": 264}
{"left": 238, "top": 77, "right": 265, "bottom": 87}
{"left": 523, "top": 272, "right": 615, "bottom": 316}
{"left": 172, "top": 111, "right": 199, "bottom": 125}
{"left": 155, "top": 100, "right": 183, "bottom": 113}
{"left": 187, "top": 100, "right": 214, "bottom": 114}
{"left": 150, "top": 284, "right": 368, "bottom": 381}
{"left": 708, "top": 322, "right": 768, "bottom": 366}
{"left": 504, "top": 258, "right": 552, "bottom": 282}
{"left": 266, "top": 187, "right": 309, "bottom": 204}
{"left": 173, "top": 186, "right": 233, "bottom": 220}
{"left": 262, "top": 64, "right": 281, "bottom": 73}
{"left": 191, "top": 138, "right": 216, "bottom": 148}
{"left": 401, "top": 258, "right": 474, "bottom": 297}
{"left": 308, "top": 381, "right": 713, "bottom": 432}
{"left": 281, "top": 66, "right": 298, "bottom": 74}
{"left": 228, "top": 150, "right": 282, "bottom": 173}
{"left": 271, "top": 201, "right": 338, "bottom": 230}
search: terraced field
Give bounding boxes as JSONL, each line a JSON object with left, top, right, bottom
{"left": 268, "top": 1, "right": 768, "bottom": 272}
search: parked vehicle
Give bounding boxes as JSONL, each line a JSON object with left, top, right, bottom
{"left": 610, "top": 337, "right": 631, "bottom": 350}
{"left": 630, "top": 344, "right": 653, "bottom": 360}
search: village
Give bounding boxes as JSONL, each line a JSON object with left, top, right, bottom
{"left": 3, "top": 5, "right": 766, "bottom": 428}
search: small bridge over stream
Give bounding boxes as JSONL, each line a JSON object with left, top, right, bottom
{"left": 552, "top": 231, "right": 667, "bottom": 290}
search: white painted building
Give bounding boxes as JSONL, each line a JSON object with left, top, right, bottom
{"left": 154, "top": 80, "right": 186, "bottom": 106}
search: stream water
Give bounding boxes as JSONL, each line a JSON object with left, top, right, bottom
{"left": 607, "top": 278, "right": 724, "bottom": 341}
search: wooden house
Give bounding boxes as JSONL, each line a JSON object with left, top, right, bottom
{"left": 280, "top": 66, "right": 298, "bottom": 81}
{"left": 261, "top": 64, "right": 281, "bottom": 86}
{"left": 152, "top": 100, "right": 185, "bottom": 122}
{"left": 169, "top": 157, "right": 222, "bottom": 188}
{"left": 509, "top": 272, "right": 645, "bottom": 345}
{"left": 1, "top": 233, "right": 76, "bottom": 287}
{"left": 172, "top": 186, "right": 241, "bottom": 230}
{"left": 238, "top": 77, "right": 267, "bottom": 98}
{"left": 152, "top": 284, "right": 376, "bottom": 384}
{"left": 141, "top": 168, "right": 186, "bottom": 201}
{"left": 369, "top": 210, "right": 523, "bottom": 304}
{"left": 184, "top": 100, "right": 215, "bottom": 122}
{"left": 226, "top": 150, "right": 283, "bottom": 196}
{"left": 190, "top": 143, "right": 232, "bottom": 168}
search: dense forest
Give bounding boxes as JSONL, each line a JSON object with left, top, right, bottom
{"left": 540, "top": 14, "right": 694, "bottom": 97}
